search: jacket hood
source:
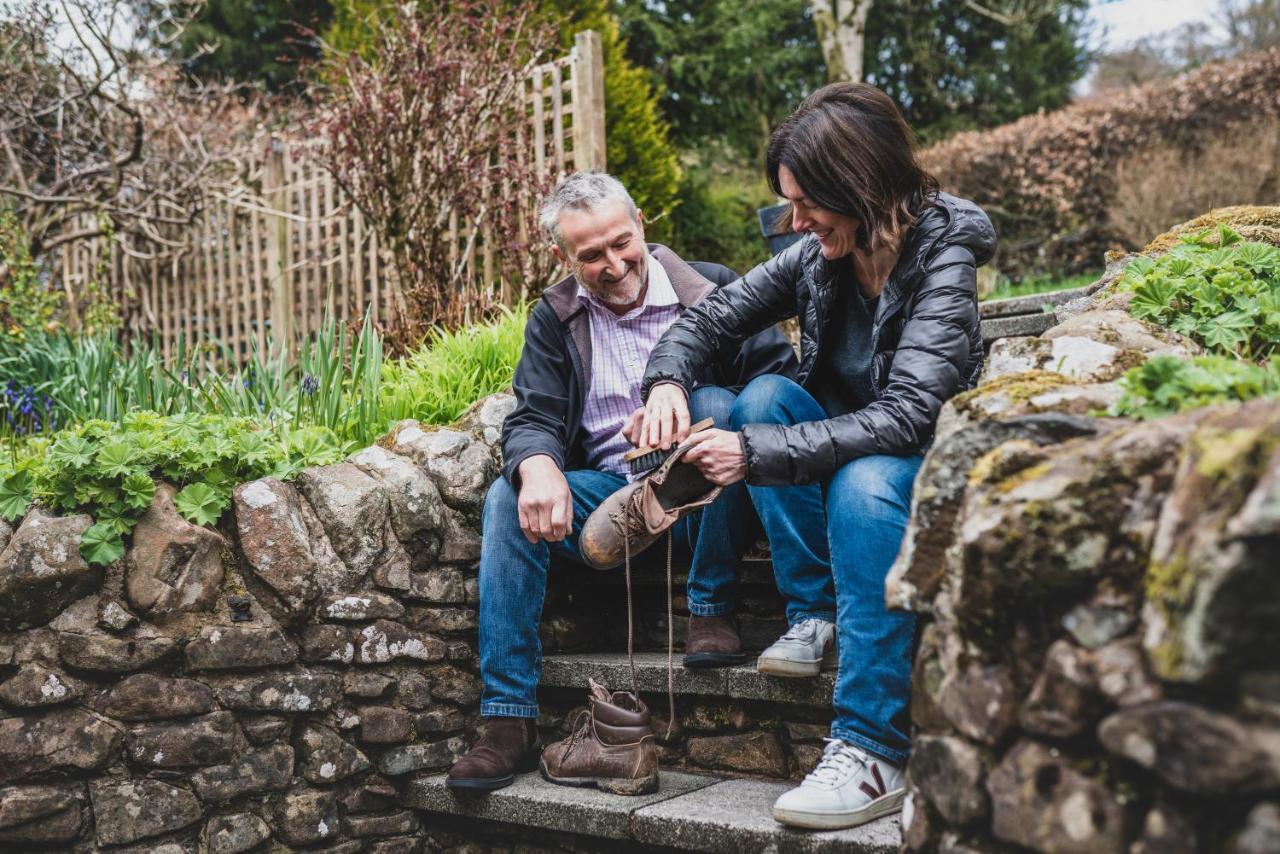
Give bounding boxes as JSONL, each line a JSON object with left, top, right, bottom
{"left": 908, "top": 192, "right": 997, "bottom": 271}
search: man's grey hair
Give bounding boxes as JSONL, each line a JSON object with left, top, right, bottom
{"left": 539, "top": 171, "right": 639, "bottom": 250}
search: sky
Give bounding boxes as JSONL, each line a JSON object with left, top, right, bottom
{"left": 1090, "top": 0, "right": 1217, "bottom": 51}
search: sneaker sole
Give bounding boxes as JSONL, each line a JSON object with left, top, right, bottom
{"left": 756, "top": 655, "right": 822, "bottom": 677}
{"left": 683, "top": 651, "right": 749, "bottom": 669}
{"left": 773, "top": 788, "right": 906, "bottom": 830}
{"left": 538, "top": 756, "right": 659, "bottom": 795}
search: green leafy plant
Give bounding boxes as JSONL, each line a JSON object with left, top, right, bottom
{"left": 1122, "top": 226, "right": 1280, "bottom": 360}
{"left": 1111, "top": 355, "right": 1280, "bottom": 419}
{"left": 0, "top": 413, "right": 347, "bottom": 564}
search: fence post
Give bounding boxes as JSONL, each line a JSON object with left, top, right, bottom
{"left": 572, "top": 30, "right": 606, "bottom": 172}
{"left": 264, "top": 138, "right": 293, "bottom": 353}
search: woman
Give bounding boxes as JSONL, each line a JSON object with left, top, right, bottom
{"left": 636, "top": 82, "right": 995, "bottom": 830}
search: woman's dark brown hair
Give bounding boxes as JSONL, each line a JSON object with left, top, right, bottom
{"left": 767, "top": 82, "right": 939, "bottom": 253}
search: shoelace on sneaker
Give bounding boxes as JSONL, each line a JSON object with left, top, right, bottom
{"left": 805, "top": 738, "right": 873, "bottom": 790}
{"left": 780, "top": 618, "right": 825, "bottom": 644}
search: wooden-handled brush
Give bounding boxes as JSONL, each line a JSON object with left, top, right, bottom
{"left": 623, "top": 417, "right": 715, "bottom": 477}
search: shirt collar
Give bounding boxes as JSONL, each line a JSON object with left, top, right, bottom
{"left": 577, "top": 252, "right": 677, "bottom": 313}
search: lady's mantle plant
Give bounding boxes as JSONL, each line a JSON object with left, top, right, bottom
{"left": 0, "top": 412, "right": 345, "bottom": 565}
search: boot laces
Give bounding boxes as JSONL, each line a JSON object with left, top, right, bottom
{"left": 561, "top": 708, "right": 594, "bottom": 762}
{"left": 805, "top": 738, "right": 871, "bottom": 790}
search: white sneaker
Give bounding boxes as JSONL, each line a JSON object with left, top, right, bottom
{"left": 772, "top": 739, "right": 906, "bottom": 830}
{"left": 756, "top": 618, "right": 835, "bottom": 677}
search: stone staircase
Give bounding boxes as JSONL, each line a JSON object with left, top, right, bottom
{"left": 403, "top": 550, "right": 905, "bottom": 852}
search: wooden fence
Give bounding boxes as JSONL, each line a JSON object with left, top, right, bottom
{"left": 60, "top": 30, "right": 606, "bottom": 361}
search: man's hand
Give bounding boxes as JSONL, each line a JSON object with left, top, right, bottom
{"left": 681, "top": 429, "right": 748, "bottom": 486}
{"left": 640, "top": 382, "right": 691, "bottom": 450}
{"left": 516, "top": 455, "right": 573, "bottom": 544}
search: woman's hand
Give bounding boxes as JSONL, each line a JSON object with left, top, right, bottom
{"left": 681, "top": 428, "right": 747, "bottom": 486}
{"left": 640, "top": 382, "right": 691, "bottom": 450}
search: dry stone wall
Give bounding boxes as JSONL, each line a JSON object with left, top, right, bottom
{"left": 889, "top": 252, "right": 1280, "bottom": 853}
{"left": 0, "top": 396, "right": 515, "bottom": 852}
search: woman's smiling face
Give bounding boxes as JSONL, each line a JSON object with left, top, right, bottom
{"left": 778, "top": 164, "right": 860, "bottom": 261}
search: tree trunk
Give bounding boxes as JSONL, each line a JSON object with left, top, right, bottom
{"left": 809, "top": 0, "right": 873, "bottom": 83}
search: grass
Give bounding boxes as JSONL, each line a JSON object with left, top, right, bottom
{"left": 1, "top": 305, "right": 529, "bottom": 450}
{"left": 381, "top": 305, "right": 527, "bottom": 425}
{"left": 982, "top": 271, "right": 1100, "bottom": 302}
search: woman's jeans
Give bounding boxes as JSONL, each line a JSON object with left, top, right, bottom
{"left": 478, "top": 386, "right": 751, "bottom": 718}
{"left": 730, "top": 374, "right": 923, "bottom": 765}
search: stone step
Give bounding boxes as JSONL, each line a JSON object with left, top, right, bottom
{"left": 980, "top": 311, "right": 1058, "bottom": 343}
{"left": 557, "top": 555, "right": 777, "bottom": 587}
{"left": 404, "top": 770, "right": 901, "bottom": 853}
{"left": 539, "top": 652, "right": 835, "bottom": 708}
{"left": 978, "top": 285, "right": 1089, "bottom": 318}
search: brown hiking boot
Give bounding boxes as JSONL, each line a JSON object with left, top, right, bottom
{"left": 446, "top": 717, "right": 540, "bottom": 792}
{"left": 579, "top": 444, "right": 721, "bottom": 570}
{"left": 683, "top": 614, "right": 748, "bottom": 668}
{"left": 539, "top": 679, "right": 658, "bottom": 795}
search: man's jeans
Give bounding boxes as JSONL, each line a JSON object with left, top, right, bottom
{"left": 729, "top": 374, "right": 923, "bottom": 765}
{"left": 478, "top": 386, "right": 749, "bottom": 718}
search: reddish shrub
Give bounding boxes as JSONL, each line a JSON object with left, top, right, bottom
{"left": 920, "top": 50, "right": 1280, "bottom": 277}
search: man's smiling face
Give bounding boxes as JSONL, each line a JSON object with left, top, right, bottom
{"left": 553, "top": 200, "right": 649, "bottom": 311}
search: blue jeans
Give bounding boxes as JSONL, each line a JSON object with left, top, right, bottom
{"left": 478, "top": 386, "right": 750, "bottom": 717}
{"left": 730, "top": 375, "right": 923, "bottom": 764}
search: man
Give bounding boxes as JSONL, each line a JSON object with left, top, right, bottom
{"left": 446, "top": 172, "right": 796, "bottom": 792}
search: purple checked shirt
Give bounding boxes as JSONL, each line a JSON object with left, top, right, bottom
{"left": 578, "top": 257, "right": 681, "bottom": 478}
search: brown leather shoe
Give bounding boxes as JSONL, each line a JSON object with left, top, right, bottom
{"left": 683, "top": 614, "right": 748, "bottom": 668}
{"left": 445, "top": 717, "right": 540, "bottom": 792}
{"left": 579, "top": 444, "right": 721, "bottom": 570}
{"left": 539, "top": 679, "right": 658, "bottom": 795}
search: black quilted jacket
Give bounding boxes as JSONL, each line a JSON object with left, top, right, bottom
{"left": 641, "top": 192, "right": 996, "bottom": 487}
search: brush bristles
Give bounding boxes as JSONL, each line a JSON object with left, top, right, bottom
{"left": 627, "top": 447, "right": 672, "bottom": 476}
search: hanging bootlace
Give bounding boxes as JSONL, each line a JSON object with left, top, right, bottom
{"left": 620, "top": 518, "right": 676, "bottom": 741}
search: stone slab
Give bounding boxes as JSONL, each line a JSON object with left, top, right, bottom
{"left": 403, "top": 770, "right": 716, "bottom": 840}
{"left": 980, "top": 313, "right": 1058, "bottom": 343}
{"left": 979, "top": 287, "right": 1088, "bottom": 319}
{"left": 631, "top": 778, "right": 902, "bottom": 853}
{"left": 539, "top": 652, "right": 835, "bottom": 707}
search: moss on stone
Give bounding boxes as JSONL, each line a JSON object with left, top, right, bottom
{"left": 952, "top": 371, "right": 1073, "bottom": 416}
{"left": 967, "top": 440, "right": 1042, "bottom": 488}
{"left": 1144, "top": 205, "right": 1280, "bottom": 254}
{"left": 1191, "top": 425, "right": 1279, "bottom": 483}
{"left": 992, "top": 460, "right": 1055, "bottom": 495}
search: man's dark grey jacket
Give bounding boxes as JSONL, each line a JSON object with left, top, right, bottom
{"left": 499, "top": 244, "right": 798, "bottom": 487}
{"left": 641, "top": 193, "right": 997, "bottom": 487}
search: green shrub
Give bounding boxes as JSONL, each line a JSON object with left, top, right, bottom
{"left": 668, "top": 166, "right": 773, "bottom": 275}
{"left": 1111, "top": 226, "right": 1280, "bottom": 419}
{"left": 381, "top": 305, "right": 526, "bottom": 426}
{"left": 0, "top": 305, "right": 527, "bottom": 562}
{"left": 1111, "top": 355, "right": 1280, "bottom": 419}
{"left": 1123, "top": 226, "right": 1280, "bottom": 360}
{"left": 0, "top": 413, "right": 346, "bottom": 564}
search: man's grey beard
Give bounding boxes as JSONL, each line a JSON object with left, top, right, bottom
{"left": 583, "top": 250, "right": 649, "bottom": 307}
